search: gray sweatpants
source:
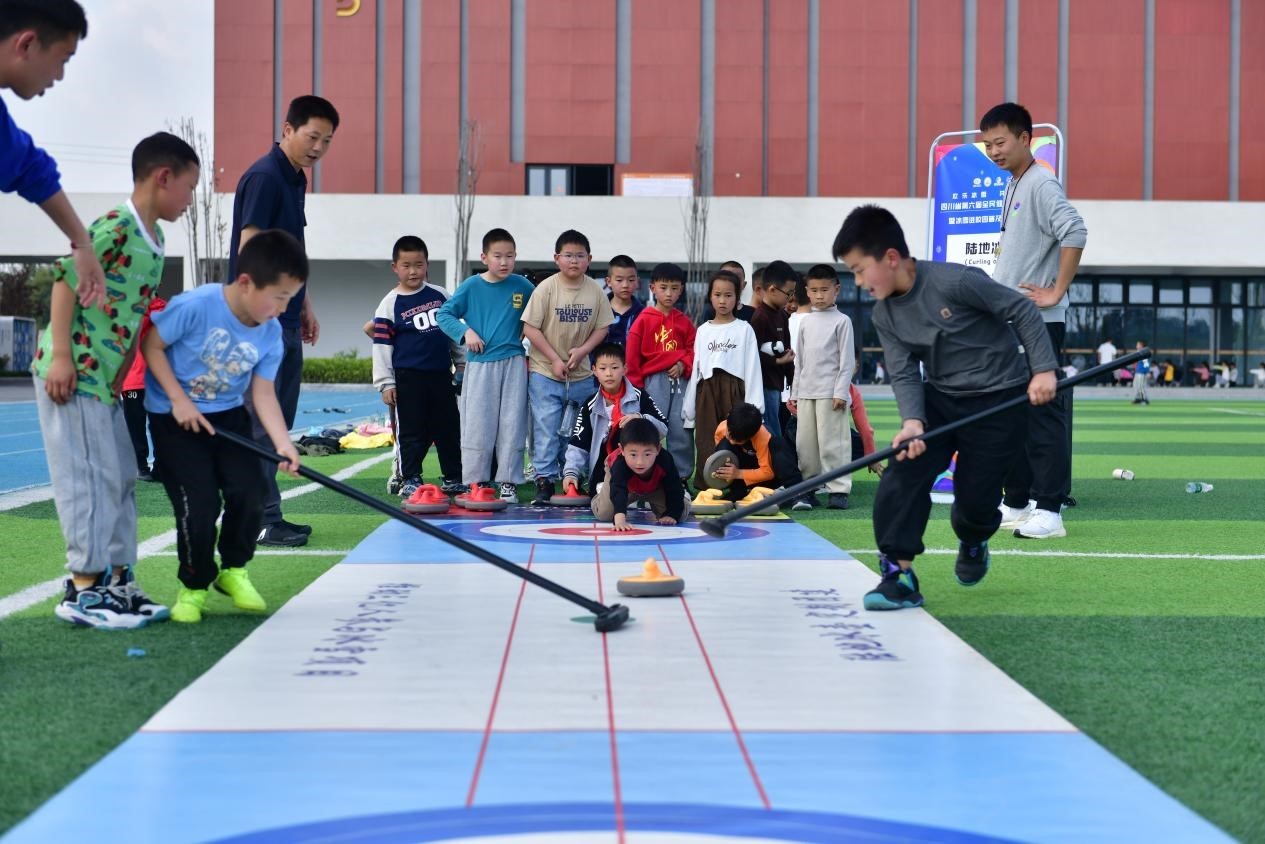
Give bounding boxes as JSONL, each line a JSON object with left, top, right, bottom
{"left": 34, "top": 378, "right": 137, "bottom": 576}
{"left": 460, "top": 356, "right": 528, "bottom": 484}
{"left": 643, "top": 371, "right": 693, "bottom": 480}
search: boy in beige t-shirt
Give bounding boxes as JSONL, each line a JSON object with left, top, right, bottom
{"left": 521, "top": 229, "right": 614, "bottom": 504}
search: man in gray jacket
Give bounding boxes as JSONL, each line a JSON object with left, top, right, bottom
{"left": 833, "top": 204, "right": 1058, "bottom": 612}
{"left": 981, "top": 102, "right": 1088, "bottom": 540}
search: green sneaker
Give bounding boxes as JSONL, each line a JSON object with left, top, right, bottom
{"left": 170, "top": 587, "right": 209, "bottom": 623}
{"left": 214, "top": 567, "right": 267, "bottom": 612}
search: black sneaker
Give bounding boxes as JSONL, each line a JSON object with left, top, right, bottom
{"left": 258, "top": 523, "right": 308, "bottom": 547}
{"left": 440, "top": 478, "right": 467, "bottom": 495}
{"left": 110, "top": 567, "right": 170, "bottom": 621}
{"left": 790, "top": 494, "right": 814, "bottom": 511}
{"left": 280, "top": 518, "right": 312, "bottom": 536}
{"left": 863, "top": 556, "right": 924, "bottom": 611}
{"left": 532, "top": 476, "right": 555, "bottom": 505}
{"left": 954, "top": 540, "right": 990, "bottom": 586}
{"left": 137, "top": 466, "right": 156, "bottom": 482}
{"left": 53, "top": 577, "right": 148, "bottom": 629}
{"left": 827, "top": 493, "right": 849, "bottom": 510}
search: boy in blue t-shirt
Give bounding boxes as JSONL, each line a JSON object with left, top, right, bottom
{"left": 436, "top": 228, "right": 534, "bottom": 502}
{"left": 142, "top": 231, "right": 308, "bottom": 623}
{"left": 371, "top": 235, "right": 464, "bottom": 498}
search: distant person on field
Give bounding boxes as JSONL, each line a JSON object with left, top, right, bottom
{"left": 371, "top": 235, "right": 464, "bottom": 499}
{"left": 1130, "top": 340, "right": 1151, "bottom": 405}
{"left": 0, "top": 0, "right": 106, "bottom": 309}
{"left": 143, "top": 231, "right": 307, "bottom": 624}
{"left": 32, "top": 132, "right": 201, "bottom": 630}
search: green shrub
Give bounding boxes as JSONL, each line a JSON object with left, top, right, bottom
{"left": 302, "top": 355, "right": 371, "bottom": 383}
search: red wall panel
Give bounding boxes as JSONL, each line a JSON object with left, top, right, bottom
{"left": 381, "top": 1, "right": 404, "bottom": 193}
{"left": 626, "top": 0, "right": 700, "bottom": 185}
{"left": 818, "top": 0, "right": 908, "bottom": 197}
{"left": 1153, "top": 0, "right": 1229, "bottom": 199}
{"left": 765, "top": 0, "right": 808, "bottom": 196}
{"left": 214, "top": 1, "right": 275, "bottom": 191}
{"left": 1016, "top": 0, "right": 1059, "bottom": 134}
{"left": 280, "top": 1, "right": 314, "bottom": 122}
{"left": 915, "top": 0, "right": 964, "bottom": 195}
{"left": 317, "top": 0, "right": 377, "bottom": 193}
{"left": 420, "top": 0, "right": 460, "bottom": 194}
{"left": 1066, "top": 0, "right": 1145, "bottom": 198}
{"left": 1242, "top": 0, "right": 1265, "bottom": 200}
{"left": 525, "top": 0, "right": 616, "bottom": 167}
{"left": 466, "top": 6, "right": 516, "bottom": 195}
{"left": 713, "top": 0, "right": 764, "bottom": 196}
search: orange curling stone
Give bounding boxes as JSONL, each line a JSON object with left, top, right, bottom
{"left": 616, "top": 557, "right": 685, "bottom": 597}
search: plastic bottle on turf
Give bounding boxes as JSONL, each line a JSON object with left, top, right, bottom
{"left": 1185, "top": 482, "right": 1214, "bottom": 493}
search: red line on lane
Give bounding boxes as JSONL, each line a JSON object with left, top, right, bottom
{"left": 659, "top": 543, "right": 773, "bottom": 809}
{"left": 594, "top": 537, "right": 627, "bottom": 844}
{"left": 465, "top": 544, "right": 535, "bottom": 808}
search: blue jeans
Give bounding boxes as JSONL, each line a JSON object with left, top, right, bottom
{"left": 762, "top": 388, "right": 784, "bottom": 438}
{"left": 528, "top": 373, "right": 597, "bottom": 480}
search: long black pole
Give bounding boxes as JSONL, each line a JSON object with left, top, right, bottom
{"left": 701, "top": 347, "right": 1152, "bottom": 538}
{"left": 213, "top": 427, "right": 629, "bottom": 632}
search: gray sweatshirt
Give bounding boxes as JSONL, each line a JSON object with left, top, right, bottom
{"left": 873, "top": 260, "right": 1059, "bottom": 423}
{"left": 993, "top": 164, "right": 1088, "bottom": 323}
{"left": 790, "top": 308, "right": 855, "bottom": 402}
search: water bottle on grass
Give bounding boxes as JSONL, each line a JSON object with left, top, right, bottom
{"left": 1185, "top": 482, "right": 1214, "bottom": 493}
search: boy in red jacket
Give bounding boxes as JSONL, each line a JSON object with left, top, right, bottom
{"left": 625, "top": 262, "right": 695, "bottom": 482}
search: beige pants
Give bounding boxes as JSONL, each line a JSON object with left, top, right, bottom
{"left": 795, "top": 398, "right": 853, "bottom": 494}
{"left": 591, "top": 482, "right": 691, "bottom": 522}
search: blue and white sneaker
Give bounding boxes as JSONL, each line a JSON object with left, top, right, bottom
{"left": 112, "top": 567, "right": 170, "bottom": 622}
{"left": 54, "top": 577, "right": 149, "bottom": 629}
{"left": 399, "top": 476, "right": 423, "bottom": 499}
{"left": 863, "top": 556, "right": 924, "bottom": 611}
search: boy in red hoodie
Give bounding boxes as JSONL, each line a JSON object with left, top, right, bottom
{"left": 625, "top": 262, "right": 695, "bottom": 482}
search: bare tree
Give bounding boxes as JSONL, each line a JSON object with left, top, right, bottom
{"left": 453, "top": 120, "right": 482, "bottom": 287}
{"left": 166, "top": 117, "right": 227, "bottom": 285}
{"left": 682, "top": 119, "right": 711, "bottom": 321}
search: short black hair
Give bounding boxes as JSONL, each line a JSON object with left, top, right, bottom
{"left": 979, "top": 102, "right": 1033, "bottom": 139}
{"left": 805, "top": 264, "right": 839, "bottom": 284}
{"left": 528, "top": 267, "right": 554, "bottom": 285}
{"left": 726, "top": 403, "right": 763, "bottom": 442}
{"left": 751, "top": 266, "right": 765, "bottom": 289}
{"left": 719, "top": 260, "right": 745, "bottom": 278}
{"left": 131, "top": 132, "right": 199, "bottom": 182}
{"left": 608, "top": 254, "right": 637, "bottom": 271}
{"left": 392, "top": 235, "right": 428, "bottom": 262}
{"left": 650, "top": 262, "right": 686, "bottom": 285}
{"left": 591, "top": 342, "right": 626, "bottom": 364}
{"left": 832, "top": 204, "right": 910, "bottom": 261}
{"left": 285, "top": 95, "right": 340, "bottom": 132}
{"left": 792, "top": 277, "right": 809, "bottom": 307}
{"left": 707, "top": 269, "right": 740, "bottom": 299}
{"left": 0, "top": 0, "right": 87, "bottom": 43}
{"left": 238, "top": 230, "right": 309, "bottom": 287}
{"left": 555, "top": 229, "right": 590, "bottom": 255}
{"left": 762, "top": 260, "right": 796, "bottom": 290}
{"left": 618, "top": 417, "right": 661, "bottom": 448}
{"left": 482, "top": 228, "right": 515, "bottom": 252}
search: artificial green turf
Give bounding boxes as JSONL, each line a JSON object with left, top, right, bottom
{"left": 2, "top": 400, "right": 1263, "bottom": 839}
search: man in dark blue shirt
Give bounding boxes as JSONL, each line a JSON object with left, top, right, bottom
{"left": 0, "top": 0, "right": 106, "bottom": 311}
{"left": 230, "top": 94, "right": 338, "bottom": 547}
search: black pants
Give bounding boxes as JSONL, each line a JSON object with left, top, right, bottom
{"left": 717, "top": 434, "right": 803, "bottom": 501}
{"left": 150, "top": 406, "right": 263, "bottom": 590}
{"left": 244, "top": 326, "right": 303, "bottom": 526}
{"left": 874, "top": 384, "right": 1028, "bottom": 562}
{"left": 121, "top": 389, "right": 150, "bottom": 471}
{"left": 395, "top": 368, "right": 462, "bottom": 481}
{"left": 1003, "top": 322, "right": 1071, "bottom": 512}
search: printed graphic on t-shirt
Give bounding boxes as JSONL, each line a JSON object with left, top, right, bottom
{"left": 654, "top": 325, "right": 681, "bottom": 351}
{"left": 555, "top": 304, "right": 595, "bottom": 323}
{"left": 188, "top": 328, "right": 260, "bottom": 401}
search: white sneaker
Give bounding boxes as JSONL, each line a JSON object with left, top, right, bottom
{"left": 998, "top": 500, "right": 1035, "bottom": 529}
{"left": 1014, "top": 508, "right": 1066, "bottom": 539}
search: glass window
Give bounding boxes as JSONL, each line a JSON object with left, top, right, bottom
{"left": 1098, "top": 281, "right": 1123, "bottom": 304}
{"left": 1245, "top": 278, "right": 1265, "bottom": 307}
{"left": 1069, "top": 280, "right": 1093, "bottom": 304}
{"left": 1123, "top": 308, "right": 1155, "bottom": 346}
{"left": 1064, "top": 306, "right": 1099, "bottom": 358}
{"left": 1187, "top": 308, "right": 1214, "bottom": 361}
{"left": 550, "top": 167, "right": 568, "bottom": 196}
{"left": 1158, "top": 280, "right": 1183, "bottom": 304}
{"left": 1127, "top": 280, "right": 1152, "bottom": 304}
{"left": 1189, "top": 281, "right": 1213, "bottom": 305}
{"left": 1246, "top": 310, "right": 1265, "bottom": 381}
{"left": 1097, "top": 308, "right": 1125, "bottom": 346}
{"left": 1155, "top": 308, "right": 1186, "bottom": 357}
{"left": 1221, "top": 280, "right": 1242, "bottom": 305}
{"left": 527, "top": 168, "right": 546, "bottom": 196}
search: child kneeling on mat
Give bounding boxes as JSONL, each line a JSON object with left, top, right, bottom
{"left": 563, "top": 342, "right": 669, "bottom": 496}
{"left": 710, "top": 402, "right": 804, "bottom": 502}
{"left": 592, "top": 418, "right": 688, "bottom": 531}
{"left": 142, "top": 230, "right": 307, "bottom": 623}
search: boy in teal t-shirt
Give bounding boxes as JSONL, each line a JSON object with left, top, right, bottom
{"left": 435, "top": 228, "right": 534, "bottom": 501}
{"left": 31, "top": 132, "right": 200, "bottom": 630}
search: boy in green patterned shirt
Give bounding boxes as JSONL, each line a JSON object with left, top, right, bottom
{"left": 32, "top": 131, "right": 200, "bottom": 629}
